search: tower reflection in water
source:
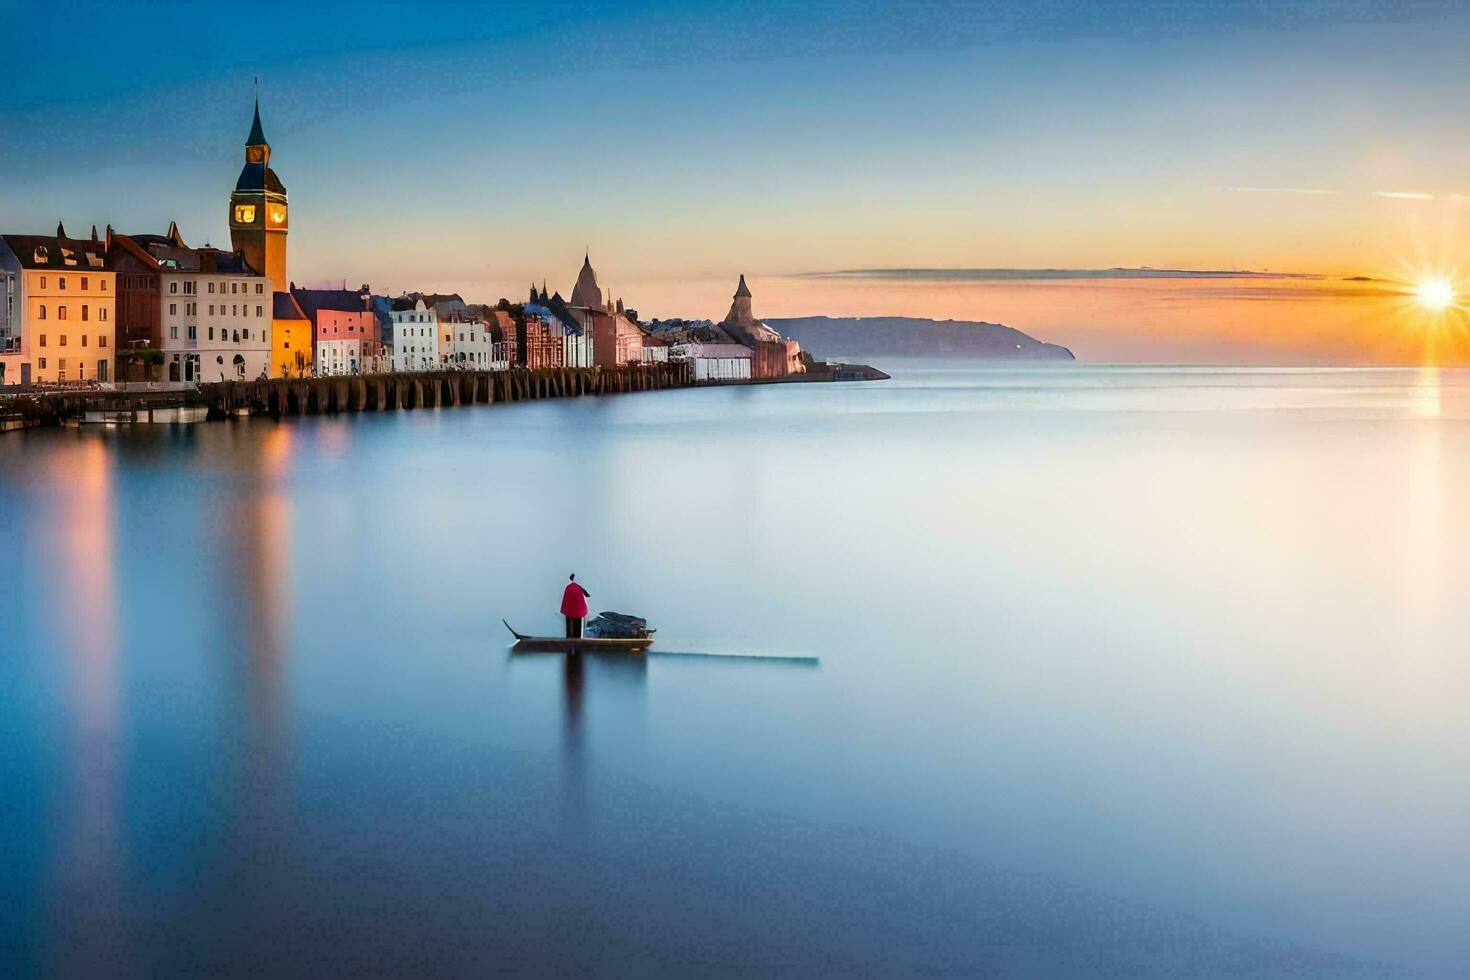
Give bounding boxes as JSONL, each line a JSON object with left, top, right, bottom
{"left": 222, "top": 424, "right": 293, "bottom": 836}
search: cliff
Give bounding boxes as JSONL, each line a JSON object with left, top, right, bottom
{"left": 765, "top": 316, "right": 1075, "bottom": 361}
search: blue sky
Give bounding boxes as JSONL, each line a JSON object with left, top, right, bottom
{"left": 6, "top": 0, "right": 1470, "bottom": 315}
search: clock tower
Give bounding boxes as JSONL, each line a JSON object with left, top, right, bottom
{"left": 229, "top": 94, "right": 288, "bottom": 289}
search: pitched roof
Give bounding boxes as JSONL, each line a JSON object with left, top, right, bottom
{"left": 1, "top": 232, "right": 110, "bottom": 270}
{"left": 273, "top": 291, "right": 309, "bottom": 320}
{"left": 116, "top": 233, "right": 260, "bottom": 275}
{"left": 291, "top": 286, "right": 369, "bottom": 320}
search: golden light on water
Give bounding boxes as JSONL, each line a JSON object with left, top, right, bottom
{"left": 1414, "top": 278, "right": 1456, "bottom": 310}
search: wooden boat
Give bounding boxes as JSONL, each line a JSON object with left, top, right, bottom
{"left": 503, "top": 620, "right": 654, "bottom": 654}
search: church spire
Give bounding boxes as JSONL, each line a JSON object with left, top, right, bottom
{"left": 735, "top": 273, "right": 751, "bottom": 298}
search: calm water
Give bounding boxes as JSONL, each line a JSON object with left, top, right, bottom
{"left": 3, "top": 363, "right": 1469, "bottom": 977}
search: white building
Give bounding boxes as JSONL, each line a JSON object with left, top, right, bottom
{"left": 440, "top": 314, "right": 496, "bottom": 369}
{"left": 669, "top": 341, "right": 752, "bottom": 382}
{"left": 161, "top": 268, "right": 272, "bottom": 382}
{"left": 390, "top": 297, "right": 438, "bottom": 372}
{"left": 560, "top": 320, "right": 593, "bottom": 368}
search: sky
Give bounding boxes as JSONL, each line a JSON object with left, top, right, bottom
{"left": 7, "top": 0, "right": 1470, "bottom": 362}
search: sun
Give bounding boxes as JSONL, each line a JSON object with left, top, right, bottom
{"left": 1414, "top": 278, "right": 1456, "bottom": 310}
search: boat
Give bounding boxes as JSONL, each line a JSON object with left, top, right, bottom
{"left": 503, "top": 619, "right": 654, "bottom": 654}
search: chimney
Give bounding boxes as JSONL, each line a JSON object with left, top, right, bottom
{"left": 90, "top": 224, "right": 99, "bottom": 242}
{"left": 104, "top": 224, "right": 113, "bottom": 251}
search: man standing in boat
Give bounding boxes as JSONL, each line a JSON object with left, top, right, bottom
{"left": 561, "top": 573, "right": 590, "bottom": 638}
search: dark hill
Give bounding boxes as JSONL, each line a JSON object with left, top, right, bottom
{"left": 766, "top": 316, "right": 1075, "bottom": 361}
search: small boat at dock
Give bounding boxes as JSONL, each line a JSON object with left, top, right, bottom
{"left": 503, "top": 620, "right": 654, "bottom": 654}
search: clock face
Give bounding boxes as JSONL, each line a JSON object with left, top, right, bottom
{"left": 269, "top": 206, "right": 287, "bottom": 226}
{"left": 234, "top": 204, "right": 256, "bottom": 224}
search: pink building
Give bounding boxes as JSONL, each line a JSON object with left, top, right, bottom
{"left": 292, "top": 285, "right": 386, "bottom": 376}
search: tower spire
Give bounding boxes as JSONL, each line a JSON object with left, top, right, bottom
{"left": 247, "top": 79, "right": 267, "bottom": 146}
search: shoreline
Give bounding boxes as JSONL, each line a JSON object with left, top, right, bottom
{"left": 0, "top": 360, "right": 888, "bottom": 430}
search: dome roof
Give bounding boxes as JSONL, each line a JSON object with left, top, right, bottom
{"left": 235, "top": 162, "right": 286, "bottom": 194}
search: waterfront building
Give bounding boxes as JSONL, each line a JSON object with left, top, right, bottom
{"left": 399, "top": 292, "right": 504, "bottom": 370}
{"left": 226, "top": 94, "right": 309, "bottom": 378}
{"left": 514, "top": 304, "right": 565, "bottom": 369}
{"left": 668, "top": 341, "right": 753, "bottom": 381}
{"left": 591, "top": 312, "right": 649, "bottom": 368}
{"left": 272, "top": 293, "right": 312, "bottom": 377}
{"left": 110, "top": 226, "right": 272, "bottom": 382}
{"left": 440, "top": 311, "right": 496, "bottom": 369}
{"left": 293, "top": 285, "right": 384, "bottom": 376}
{"left": 487, "top": 309, "right": 515, "bottom": 369}
{"left": 0, "top": 242, "right": 21, "bottom": 384}
{"left": 640, "top": 334, "right": 671, "bottom": 364}
{"left": 543, "top": 253, "right": 651, "bottom": 368}
{"left": 719, "top": 274, "right": 804, "bottom": 380}
{"left": 0, "top": 225, "right": 116, "bottom": 384}
{"left": 390, "top": 297, "right": 438, "bottom": 372}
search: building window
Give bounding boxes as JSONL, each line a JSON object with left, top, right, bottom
{"left": 58, "top": 306, "right": 67, "bottom": 320}
{"left": 188, "top": 325, "right": 196, "bottom": 340}
{"left": 99, "top": 336, "right": 107, "bottom": 348}
{"left": 99, "top": 308, "right": 107, "bottom": 322}
{"left": 209, "top": 305, "right": 215, "bottom": 315}
{"left": 81, "top": 306, "right": 88, "bottom": 321}
{"left": 170, "top": 326, "right": 178, "bottom": 340}
{"left": 101, "top": 280, "right": 107, "bottom": 291}
{"left": 256, "top": 283, "right": 263, "bottom": 295}
{"left": 82, "top": 335, "right": 88, "bottom": 347}
{"left": 59, "top": 277, "right": 66, "bottom": 290}
{"left": 231, "top": 282, "right": 238, "bottom": 295}
{"left": 38, "top": 305, "right": 46, "bottom": 320}
{"left": 208, "top": 282, "right": 215, "bottom": 294}
{"left": 170, "top": 282, "right": 178, "bottom": 294}
{"left": 59, "top": 335, "right": 67, "bottom": 346}
{"left": 209, "top": 327, "right": 214, "bottom": 340}
{"left": 38, "top": 357, "right": 45, "bottom": 369}
{"left": 82, "top": 276, "right": 89, "bottom": 290}
{"left": 243, "top": 329, "right": 250, "bottom": 340}
{"left": 39, "top": 334, "right": 46, "bottom": 347}
{"left": 256, "top": 305, "right": 262, "bottom": 317}
{"left": 39, "top": 276, "right": 46, "bottom": 289}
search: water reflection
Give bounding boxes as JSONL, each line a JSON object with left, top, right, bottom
{"left": 217, "top": 425, "right": 294, "bottom": 858}
{"left": 7, "top": 367, "right": 1470, "bottom": 974}
{"left": 47, "top": 437, "right": 125, "bottom": 976}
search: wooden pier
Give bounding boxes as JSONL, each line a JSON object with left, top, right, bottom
{"left": 1, "top": 363, "right": 693, "bottom": 426}
{"left": 201, "top": 362, "right": 694, "bottom": 418}
{"left": 1, "top": 359, "right": 888, "bottom": 429}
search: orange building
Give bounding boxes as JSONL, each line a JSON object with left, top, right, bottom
{"left": 0, "top": 226, "right": 116, "bottom": 384}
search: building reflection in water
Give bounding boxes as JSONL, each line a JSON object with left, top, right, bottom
{"left": 47, "top": 436, "right": 125, "bottom": 975}
{"left": 214, "top": 424, "right": 295, "bottom": 873}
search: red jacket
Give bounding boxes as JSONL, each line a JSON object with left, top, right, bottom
{"left": 560, "top": 582, "right": 589, "bottom": 618}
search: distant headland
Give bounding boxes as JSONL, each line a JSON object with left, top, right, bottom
{"left": 766, "top": 316, "right": 1075, "bottom": 361}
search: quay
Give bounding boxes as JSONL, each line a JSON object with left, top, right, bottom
{"left": 0, "top": 360, "right": 887, "bottom": 428}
